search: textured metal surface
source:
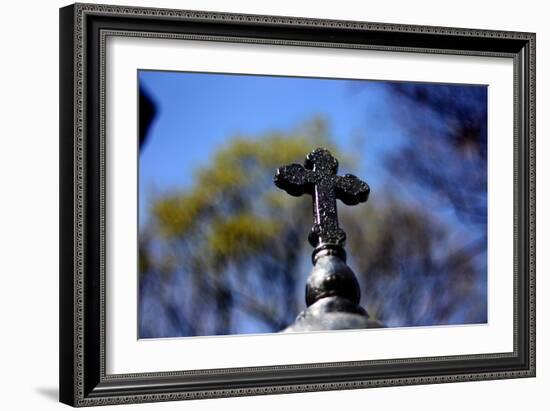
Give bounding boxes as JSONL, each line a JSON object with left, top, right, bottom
{"left": 274, "top": 148, "right": 369, "bottom": 251}
{"left": 275, "top": 149, "right": 377, "bottom": 331}
{"left": 282, "top": 256, "right": 385, "bottom": 332}
{"left": 305, "top": 255, "right": 361, "bottom": 306}
{"left": 283, "top": 296, "right": 384, "bottom": 332}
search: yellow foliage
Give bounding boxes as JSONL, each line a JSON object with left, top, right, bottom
{"left": 152, "top": 190, "right": 211, "bottom": 237}
{"left": 207, "top": 214, "right": 280, "bottom": 259}
{"left": 149, "top": 118, "right": 349, "bottom": 260}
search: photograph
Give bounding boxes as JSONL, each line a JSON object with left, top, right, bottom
{"left": 137, "top": 70, "right": 489, "bottom": 338}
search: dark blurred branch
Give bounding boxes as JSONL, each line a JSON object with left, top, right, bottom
{"left": 139, "top": 86, "right": 157, "bottom": 151}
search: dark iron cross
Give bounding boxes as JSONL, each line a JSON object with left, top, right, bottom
{"left": 274, "top": 148, "right": 370, "bottom": 249}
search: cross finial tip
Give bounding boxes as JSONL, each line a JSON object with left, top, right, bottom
{"left": 274, "top": 147, "right": 370, "bottom": 252}
{"left": 305, "top": 147, "right": 338, "bottom": 173}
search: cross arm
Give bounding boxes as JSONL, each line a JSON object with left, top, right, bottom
{"left": 274, "top": 163, "right": 315, "bottom": 197}
{"left": 335, "top": 174, "right": 370, "bottom": 205}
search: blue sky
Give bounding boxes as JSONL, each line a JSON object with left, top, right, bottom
{"left": 138, "top": 70, "right": 406, "bottom": 224}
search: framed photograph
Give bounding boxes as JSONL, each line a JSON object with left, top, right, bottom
{"left": 59, "top": 3, "right": 535, "bottom": 407}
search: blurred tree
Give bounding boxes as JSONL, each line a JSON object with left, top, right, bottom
{"left": 385, "top": 83, "right": 488, "bottom": 225}
{"left": 140, "top": 119, "right": 339, "bottom": 336}
{"left": 342, "top": 195, "right": 485, "bottom": 327}
{"left": 358, "top": 82, "right": 489, "bottom": 326}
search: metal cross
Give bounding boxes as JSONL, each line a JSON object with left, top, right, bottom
{"left": 274, "top": 148, "right": 370, "bottom": 249}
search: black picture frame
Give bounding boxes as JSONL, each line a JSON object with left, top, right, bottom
{"left": 59, "top": 3, "right": 536, "bottom": 407}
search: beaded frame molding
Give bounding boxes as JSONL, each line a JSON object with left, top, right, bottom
{"left": 59, "top": 3, "right": 536, "bottom": 407}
